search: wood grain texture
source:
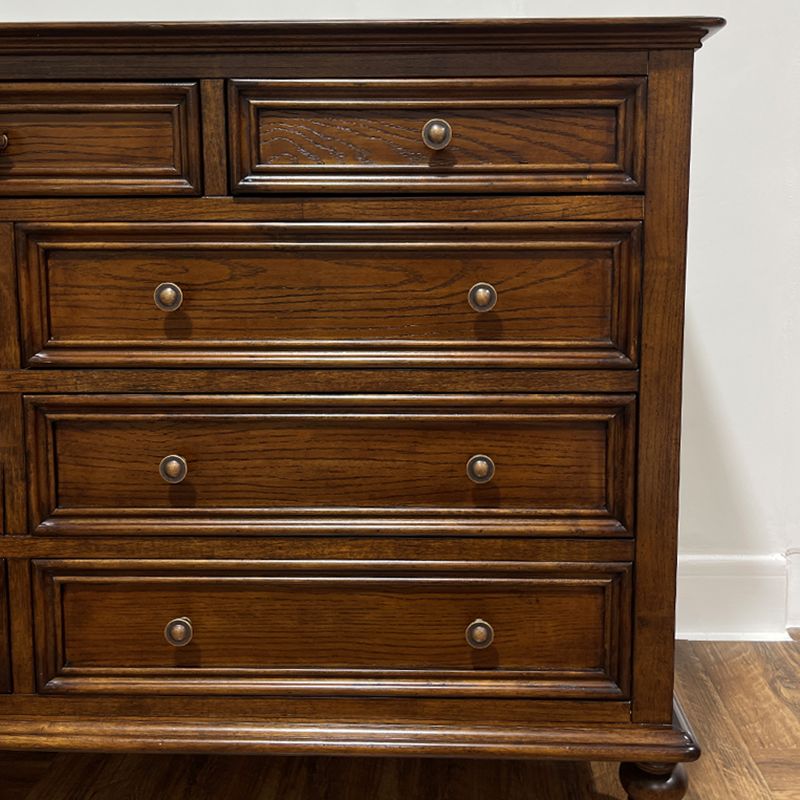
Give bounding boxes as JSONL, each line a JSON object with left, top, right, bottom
{"left": 0, "top": 17, "right": 724, "bottom": 789}
{"left": 631, "top": 49, "right": 695, "bottom": 725}
{"left": 0, "top": 368, "right": 640, "bottom": 396}
{"left": 0, "top": 560, "right": 10, "bottom": 692}
{"left": 0, "top": 51, "right": 652, "bottom": 83}
{"left": 16, "top": 221, "right": 641, "bottom": 369}
{"left": 0, "top": 535, "right": 636, "bottom": 562}
{"left": 230, "top": 78, "right": 645, "bottom": 194}
{"left": 2, "top": 641, "right": 795, "bottom": 799}
{"left": 0, "top": 223, "right": 20, "bottom": 369}
{"left": 0, "top": 195, "right": 646, "bottom": 223}
{"left": 0, "top": 394, "right": 25, "bottom": 533}
{"left": 0, "top": 83, "right": 201, "bottom": 196}
{"left": 25, "top": 394, "right": 636, "bottom": 537}
{"left": 200, "top": 80, "right": 228, "bottom": 196}
{"left": 674, "top": 642, "right": 800, "bottom": 799}
{"left": 32, "top": 558, "right": 631, "bottom": 699}
{"left": 0, "top": 19, "right": 724, "bottom": 55}
{"left": 6, "top": 559, "right": 34, "bottom": 693}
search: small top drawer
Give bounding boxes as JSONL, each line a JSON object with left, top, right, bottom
{"left": 0, "top": 83, "right": 201, "bottom": 195}
{"left": 229, "top": 77, "right": 645, "bottom": 193}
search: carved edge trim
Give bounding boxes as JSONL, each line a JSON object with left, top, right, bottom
{"left": 0, "top": 18, "right": 726, "bottom": 55}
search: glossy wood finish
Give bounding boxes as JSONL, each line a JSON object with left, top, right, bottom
{"left": 0, "top": 560, "right": 10, "bottom": 692}
{"left": 632, "top": 50, "right": 695, "bottom": 725}
{"left": 16, "top": 221, "right": 642, "bottom": 369}
{"left": 0, "top": 195, "right": 646, "bottom": 223}
{"left": 620, "top": 762, "right": 689, "bottom": 799}
{"left": 33, "top": 558, "right": 631, "bottom": 699}
{"left": 0, "top": 19, "right": 723, "bottom": 795}
{"left": 0, "top": 641, "right": 793, "bottom": 800}
{"left": 230, "top": 78, "right": 645, "bottom": 193}
{"left": 25, "top": 394, "right": 635, "bottom": 537}
{"left": 0, "top": 19, "right": 725, "bottom": 55}
{"left": 0, "top": 84, "right": 201, "bottom": 196}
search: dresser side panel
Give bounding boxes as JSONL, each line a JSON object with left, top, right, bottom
{"left": 633, "top": 49, "right": 695, "bottom": 723}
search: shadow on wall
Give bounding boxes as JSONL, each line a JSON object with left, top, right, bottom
{"left": 679, "top": 311, "right": 762, "bottom": 554}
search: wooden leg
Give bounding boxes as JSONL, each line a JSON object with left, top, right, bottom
{"left": 619, "top": 762, "right": 688, "bottom": 799}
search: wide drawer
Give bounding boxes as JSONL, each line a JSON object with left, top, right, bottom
{"left": 32, "top": 558, "right": 632, "bottom": 698}
{"left": 16, "top": 222, "right": 642, "bottom": 369}
{"left": 229, "top": 78, "right": 645, "bottom": 193}
{"left": 25, "top": 394, "right": 636, "bottom": 537}
{"left": 0, "top": 83, "right": 201, "bottom": 195}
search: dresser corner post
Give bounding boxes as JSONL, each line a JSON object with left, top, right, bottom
{"left": 632, "top": 47, "right": 697, "bottom": 725}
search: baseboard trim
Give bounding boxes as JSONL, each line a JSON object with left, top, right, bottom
{"left": 676, "top": 554, "right": 790, "bottom": 641}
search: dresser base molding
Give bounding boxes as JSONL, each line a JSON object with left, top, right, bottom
{"left": 0, "top": 698, "right": 697, "bottom": 763}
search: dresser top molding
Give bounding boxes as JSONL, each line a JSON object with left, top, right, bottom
{"left": 0, "top": 17, "right": 725, "bottom": 55}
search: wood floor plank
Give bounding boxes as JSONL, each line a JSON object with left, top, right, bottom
{"left": 0, "top": 751, "right": 55, "bottom": 800}
{"left": 701, "top": 642, "right": 800, "bottom": 752}
{"left": 674, "top": 641, "right": 773, "bottom": 800}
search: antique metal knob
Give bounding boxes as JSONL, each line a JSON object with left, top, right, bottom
{"left": 422, "top": 118, "right": 452, "bottom": 151}
{"left": 0, "top": 133, "right": 8, "bottom": 152}
{"left": 164, "top": 617, "right": 193, "bottom": 647}
{"left": 466, "top": 454, "right": 495, "bottom": 484}
{"left": 159, "top": 454, "right": 188, "bottom": 484}
{"left": 154, "top": 282, "right": 183, "bottom": 312}
{"left": 468, "top": 282, "right": 497, "bottom": 312}
{"left": 465, "top": 619, "right": 494, "bottom": 649}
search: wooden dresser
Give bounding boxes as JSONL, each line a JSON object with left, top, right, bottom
{"left": 0, "top": 18, "right": 723, "bottom": 799}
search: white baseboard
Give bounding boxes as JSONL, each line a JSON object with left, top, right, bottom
{"left": 676, "top": 554, "right": 790, "bottom": 641}
{"left": 787, "top": 550, "right": 800, "bottom": 639}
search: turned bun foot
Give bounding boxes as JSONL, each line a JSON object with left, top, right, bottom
{"left": 619, "top": 762, "right": 688, "bottom": 799}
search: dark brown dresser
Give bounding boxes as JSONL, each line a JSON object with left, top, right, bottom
{"left": 0, "top": 18, "right": 723, "bottom": 799}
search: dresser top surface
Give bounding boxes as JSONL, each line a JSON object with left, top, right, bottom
{"left": 0, "top": 17, "right": 725, "bottom": 54}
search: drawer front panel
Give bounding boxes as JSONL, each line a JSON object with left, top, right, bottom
{"left": 17, "top": 222, "right": 641, "bottom": 369}
{"left": 33, "top": 559, "right": 632, "bottom": 698}
{"left": 0, "top": 83, "right": 201, "bottom": 195}
{"left": 229, "top": 78, "right": 645, "bottom": 193}
{"left": 25, "top": 394, "right": 636, "bottom": 537}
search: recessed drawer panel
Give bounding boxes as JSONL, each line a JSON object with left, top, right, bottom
{"left": 17, "top": 222, "right": 641, "bottom": 369}
{"left": 33, "top": 558, "right": 632, "bottom": 699}
{"left": 0, "top": 83, "right": 201, "bottom": 195}
{"left": 229, "top": 78, "right": 645, "bottom": 193}
{"left": 25, "top": 394, "right": 636, "bottom": 537}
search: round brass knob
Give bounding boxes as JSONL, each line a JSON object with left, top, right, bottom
{"left": 422, "top": 118, "right": 452, "bottom": 151}
{"left": 466, "top": 454, "right": 495, "bottom": 484}
{"left": 159, "top": 454, "right": 188, "bottom": 484}
{"left": 154, "top": 282, "right": 183, "bottom": 312}
{"left": 465, "top": 619, "right": 494, "bottom": 650}
{"left": 164, "top": 617, "right": 193, "bottom": 647}
{"left": 468, "top": 282, "right": 498, "bottom": 313}
{"left": 0, "top": 133, "right": 8, "bottom": 152}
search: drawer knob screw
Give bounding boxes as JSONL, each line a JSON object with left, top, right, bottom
{"left": 154, "top": 282, "right": 184, "bottom": 312}
{"left": 465, "top": 619, "right": 494, "bottom": 649}
{"left": 164, "top": 617, "right": 193, "bottom": 647}
{"left": 422, "top": 118, "right": 452, "bottom": 150}
{"left": 159, "top": 454, "right": 188, "bottom": 484}
{"left": 466, "top": 454, "right": 495, "bottom": 484}
{"left": 468, "top": 282, "right": 497, "bottom": 312}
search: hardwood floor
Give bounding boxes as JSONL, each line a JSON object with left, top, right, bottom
{"left": 0, "top": 641, "right": 796, "bottom": 799}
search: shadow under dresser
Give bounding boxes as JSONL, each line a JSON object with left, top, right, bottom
{"left": 0, "top": 17, "right": 724, "bottom": 800}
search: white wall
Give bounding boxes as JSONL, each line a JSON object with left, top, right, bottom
{"left": 2, "top": 1, "right": 798, "bottom": 638}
